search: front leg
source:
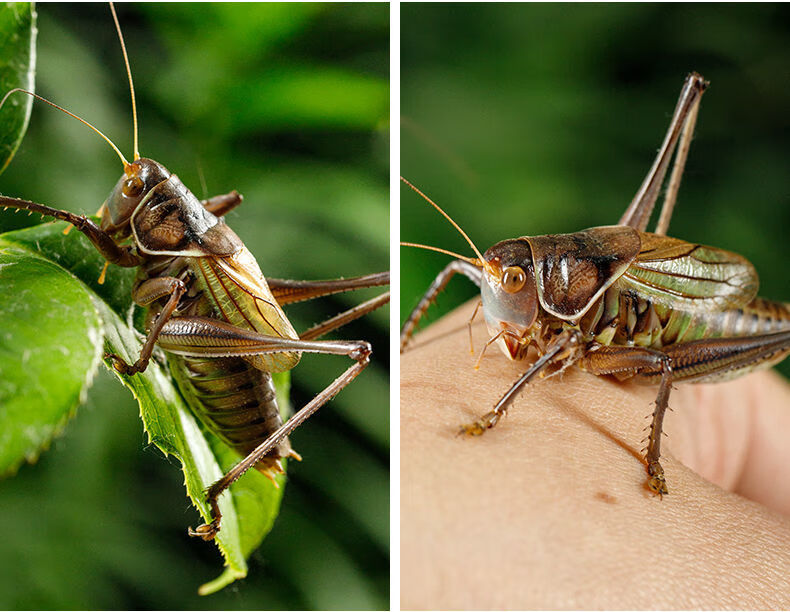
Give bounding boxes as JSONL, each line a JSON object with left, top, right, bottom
{"left": 105, "top": 276, "right": 186, "bottom": 375}
{"left": 0, "top": 196, "right": 143, "bottom": 267}
{"left": 461, "top": 329, "right": 583, "bottom": 436}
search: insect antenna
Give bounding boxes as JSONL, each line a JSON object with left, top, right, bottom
{"left": 400, "top": 176, "right": 496, "bottom": 275}
{"left": 0, "top": 88, "right": 130, "bottom": 169}
{"left": 109, "top": 2, "right": 140, "bottom": 161}
{"left": 399, "top": 241, "right": 482, "bottom": 267}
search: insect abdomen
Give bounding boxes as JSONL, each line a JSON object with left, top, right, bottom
{"left": 708, "top": 297, "right": 790, "bottom": 337}
{"left": 169, "top": 354, "right": 293, "bottom": 475}
{"left": 585, "top": 288, "right": 790, "bottom": 382}
{"left": 142, "top": 252, "right": 299, "bottom": 475}
{"left": 588, "top": 286, "right": 790, "bottom": 345}
{"left": 652, "top": 297, "right": 790, "bottom": 346}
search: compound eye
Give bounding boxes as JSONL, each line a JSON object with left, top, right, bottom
{"left": 501, "top": 266, "right": 526, "bottom": 294}
{"left": 122, "top": 176, "right": 144, "bottom": 197}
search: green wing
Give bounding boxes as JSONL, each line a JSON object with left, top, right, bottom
{"left": 618, "top": 232, "right": 758, "bottom": 311}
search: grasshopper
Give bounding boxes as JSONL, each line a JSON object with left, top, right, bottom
{"left": 402, "top": 72, "right": 790, "bottom": 495}
{"left": 0, "top": 4, "right": 389, "bottom": 540}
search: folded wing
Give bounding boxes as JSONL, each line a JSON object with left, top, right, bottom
{"left": 618, "top": 232, "right": 758, "bottom": 311}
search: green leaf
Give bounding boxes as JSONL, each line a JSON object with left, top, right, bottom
{"left": 0, "top": 3, "right": 36, "bottom": 174}
{"left": 0, "top": 220, "right": 287, "bottom": 593}
{"left": 94, "top": 297, "right": 252, "bottom": 590}
{"left": 0, "top": 245, "right": 102, "bottom": 475}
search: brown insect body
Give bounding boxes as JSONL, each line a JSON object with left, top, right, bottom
{"left": 402, "top": 72, "right": 790, "bottom": 496}
{"left": 480, "top": 229, "right": 790, "bottom": 384}
{"left": 1, "top": 151, "right": 388, "bottom": 540}
{"left": 117, "top": 159, "right": 300, "bottom": 477}
{"left": 0, "top": 6, "right": 389, "bottom": 541}
{"left": 95, "top": 156, "right": 388, "bottom": 536}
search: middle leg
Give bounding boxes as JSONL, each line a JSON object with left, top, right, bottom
{"left": 201, "top": 191, "right": 243, "bottom": 217}
{"left": 105, "top": 276, "right": 187, "bottom": 375}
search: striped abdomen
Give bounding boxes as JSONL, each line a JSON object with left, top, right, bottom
{"left": 136, "top": 247, "right": 301, "bottom": 476}
{"left": 168, "top": 354, "right": 293, "bottom": 475}
{"left": 176, "top": 249, "right": 301, "bottom": 474}
{"left": 586, "top": 287, "right": 790, "bottom": 344}
{"left": 582, "top": 286, "right": 790, "bottom": 383}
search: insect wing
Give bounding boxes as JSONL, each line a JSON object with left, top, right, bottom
{"left": 195, "top": 247, "right": 300, "bottom": 372}
{"left": 618, "top": 232, "right": 759, "bottom": 311}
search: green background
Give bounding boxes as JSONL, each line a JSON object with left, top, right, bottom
{"left": 401, "top": 3, "right": 789, "bottom": 379}
{"left": 0, "top": 3, "right": 388, "bottom": 609}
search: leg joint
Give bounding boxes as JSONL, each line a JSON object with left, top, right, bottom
{"left": 350, "top": 341, "right": 372, "bottom": 363}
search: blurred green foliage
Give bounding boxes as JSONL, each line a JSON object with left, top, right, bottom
{"left": 0, "top": 2, "right": 35, "bottom": 173}
{"left": 0, "top": 3, "right": 388, "bottom": 609}
{"left": 401, "top": 3, "right": 789, "bottom": 379}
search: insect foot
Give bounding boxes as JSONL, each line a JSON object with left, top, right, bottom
{"left": 351, "top": 341, "right": 373, "bottom": 363}
{"left": 459, "top": 410, "right": 503, "bottom": 436}
{"left": 188, "top": 521, "right": 220, "bottom": 542}
{"left": 104, "top": 352, "right": 137, "bottom": 375}
{"left": 647, "top": 461, "right": 669, "bottom": 497}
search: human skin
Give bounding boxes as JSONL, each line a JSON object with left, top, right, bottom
{"left": 401, "top": 301, "right": 790, "bottom": 610}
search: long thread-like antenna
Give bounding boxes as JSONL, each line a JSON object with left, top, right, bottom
{"left": 109, "top": 2, "right": 139, "bottom": 161}
{"left": 401, "top": 176, "right": 496, "bottom": 276}
{"left": 0, "top": 88, "right": 130, "bottom": 168}
{"left": 400, "top": 242, "right": 482, "bottom": 267}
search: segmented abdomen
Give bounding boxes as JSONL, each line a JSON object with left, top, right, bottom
{"left": 589, "top": 289, "right": 790, "bottom": 345}
{"left": 582, "top": 286, "right": 790, "bottom": 382}
{"left": 139, "top": 251, "right": 298, "bottom": 476}
{"left": 702, "top": 297, "right": 790, "bottom": 337}
{"left": 168, "top": 354, "right": 293, "bottom": 475}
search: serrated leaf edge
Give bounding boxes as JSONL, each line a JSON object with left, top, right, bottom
{"left": 0, "top": 248, "right": 104, "bottom": 478}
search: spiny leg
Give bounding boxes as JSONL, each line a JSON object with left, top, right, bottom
{"left": 267, "top": 271, "right": 390, "bottom": 305}
{"left": 300, "top": 291, "right": 390, "bottom": 341}
{"left": 645, "top": 363, "right": 672, "bottom": 495}
{"left": 461, "top": 329, "right": 582, "bottom": 436}
{"left": 266, "top": 273, "right": 390, "bottom": 340}
{"left": 662, "top": 330, "right": 790, "bottom": 381}
{"left": 580, "top": 345, "right": 674, "bottom": 494}
{"left": 619, "top": 73, "right": 708, "bottom": 233}
{"left": 655, "top": 86, "right": 702, "bottom": 236}
{"left": 0, "top": 195, "right": 142, "bottom": 267}
{"left": 105, "top": 276, "right": 186, "bottom": 375}
{"left": 152, "top": 316, "right": 373, "bottom": 539}
{"left": 401, "top": 259, "right": 482, "bottom": 352}
{"left": 648, "top": 330, "right": 790, "bottom": 491}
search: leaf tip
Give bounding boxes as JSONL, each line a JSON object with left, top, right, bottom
{"left": 198, "top": 567, "right": 247, "bottom": 596}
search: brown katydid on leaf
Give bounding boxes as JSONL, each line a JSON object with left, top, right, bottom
{"left": 0, "top": 3, "right": 388, "bottom": 604}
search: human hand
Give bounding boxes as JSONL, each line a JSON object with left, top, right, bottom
{"left": 401, "top": 301, "right": 790, "bottom": 609}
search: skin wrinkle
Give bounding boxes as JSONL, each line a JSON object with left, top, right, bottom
{"left": 710, "top": 387, "right": 728, "bottom": 485}
{"left": 401, "top": 301, "right": 790, "bottom": 610}
{"left": 737, "top": 386, "right": 790, "bottom": 512}
{"left": 728, "top": 379, "right": 757, "bottom": 493}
